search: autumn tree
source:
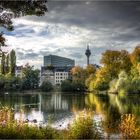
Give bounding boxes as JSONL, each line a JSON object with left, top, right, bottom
{"left": 101, "top": 50, "right": 132, "bottom": 78}
{"left": 131, "top": 46, "right": 140, "bottom": 65}
{"left": 86, "top": 64, "right": 96, "bottom": 76}
{"left": 71, "top": 66, "right": 87, "bottom": 84}
{"left": 85, "top": 64, "right": 96, "bottom": 88}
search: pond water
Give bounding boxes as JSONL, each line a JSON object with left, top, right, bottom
{"left": 0, "top": 91, "right": 140, "bottom": 137}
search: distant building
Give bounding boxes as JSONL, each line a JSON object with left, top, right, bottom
{"left": 41, "top": 55, "right": 75, "bottom": 85}
{"left": 15, "top": 66, "right": 23, "bottom": 77}
{"left": 55, "top": 72, "right": 69, "bottom": 85}
{"left": 44, "top": 55, "right": 75, "bottom": 67}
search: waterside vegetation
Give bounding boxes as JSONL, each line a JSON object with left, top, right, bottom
{"left": 0, "top": 106, "right": 139, "bottom": 139}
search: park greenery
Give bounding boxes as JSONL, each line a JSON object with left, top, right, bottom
{"left": 0, "top": 59, "right": 40, "bottom": 91}
{"left": 62, "top": 45, "right": 140, "bottom": 94}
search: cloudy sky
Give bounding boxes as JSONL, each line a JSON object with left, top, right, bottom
{"left": 2, "top": 1, "right": 140, "bottom": 68}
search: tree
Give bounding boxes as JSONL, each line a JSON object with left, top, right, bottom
{"left": 5, "top": 54, "right": 9, "bottom": 74}
{"left": 0, "top": 33, "right": 6, "bottom": 48}
{"left": 131, "top": 46, "right": 140, "bottom": 66}
{"left": 0, "top": 1, "right": 47, "bottom": 30}
{"left": 86, "top": 64, "right": 96, "bottom": 76}
{"left": 10, "top": 49, "right": 16, "bottom": 76}
{"left": 40, "top": 80, "right": 53, "bottom": 92}
{"left": 1, "top": 52, "right": 6, "bottom": 75}
{"left": 22, "top": 64, "right": 40, "bottom": 90}
{"left": 101, "top": 50, "right": 132, "bottom": 78}
{"left": 93, "top": 67, "right": 110, "bottom": 91}
{"left": 0, "top": 1, "right": 47, "bottom": 53}
{"left": 71, "top": 66, "right": 87, "bottom": 85}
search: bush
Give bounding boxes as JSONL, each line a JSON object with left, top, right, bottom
{"left": 40, "top": 81, "right": 53, "bottom": 92}
{"left": 0, "top": 106, "right": 58, "bottom": 139}
{"left": 61, "top": 80, "right": 86, "bottom": 92}
{"left": 61, "top": 80, "right": 72, "bottom": 92}
{"left": 119, "top": 114, "right": 140, "bottom": 139}
{"left": 68, "top": 109, "right": 101, "bottom": 139}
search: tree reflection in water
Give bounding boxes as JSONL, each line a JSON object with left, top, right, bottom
{"left": 85, "top": 92, "right": 140, "bottom": 137}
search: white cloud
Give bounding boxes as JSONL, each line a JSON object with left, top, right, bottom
{"left": 3, "top": 2, "right": 140, "bottom": 68}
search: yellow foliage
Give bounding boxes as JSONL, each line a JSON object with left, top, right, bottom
{"left": 119, "top": 114, "right": 140, "bottom": 139}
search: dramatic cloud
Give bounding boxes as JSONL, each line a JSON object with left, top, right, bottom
{"left": 2, "top": 1, "right": 140, "bottom": 68}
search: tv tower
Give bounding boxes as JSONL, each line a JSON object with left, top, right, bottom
{"left": 85, "top": 44, "right": 91, "bottom": 66}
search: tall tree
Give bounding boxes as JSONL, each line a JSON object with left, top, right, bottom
{"left": 10, "top": 49, "right": 16, "bottom": 76}
{"left": 6, "top": 54, "right": 9, "bottom": 74}
{"left": 1, "top": 52, "right": 6, "bottom": 75}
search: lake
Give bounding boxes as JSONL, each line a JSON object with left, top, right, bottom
{"left": 0, "top": 91, "right": 140, "bottom": 137}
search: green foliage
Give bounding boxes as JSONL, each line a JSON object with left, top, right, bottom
{"left": 0, "top": 1, "right": 47, "bottom": 30}
{"left": 0, "top": 106, "right": 59, "bottom": 139}
{"left": 109, "top": 71, "right": 128, "bottom": 93}
{"left": 68, "top": 110, "right": 101, "bottom": 139}
{"left": 88, "top": 67, "right": 111, "bottom": 91}
{"left": 61, "top": 80, "right": 72, "bottom": 92}
{"left": 10, "top": 49, "right": 16, "bottom": 76}
{"left": 61, "top": 80, "right": 85, "bottom": 92}
{"left": 40, "top": 81, "right": 53, "bottom": 92}
{"left": 4, "top": 75, "right": 22, "bottom": 91}
{"left": 1, "top": 52, "right": 6, "bottom": 75}
{"left": 109, "top": 68, "right": 140, "bottom": 94}
{"left": 22, "top": 64, "right": 40, "bottom": 90}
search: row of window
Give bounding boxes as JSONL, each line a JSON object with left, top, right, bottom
{"left": 55, "top": 80, "right": 63, "bottom": 83}
{"left": 55, "top": 73, "right": 68, "bottom": 76}
{"left": 55, "top": 76, "right": 68, "bottom": 79}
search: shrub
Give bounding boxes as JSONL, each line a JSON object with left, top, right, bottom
{"left": 40, "top": 81, "right": 53, "bottom": 92}
{"left": 68, "top": 109, "right": 101, "bottom": 139}
{"left": 119, "top": 114, "right": 140, "bottom": 139}
{"left": 61, "top": 80, "right": 72, "bottom": 92}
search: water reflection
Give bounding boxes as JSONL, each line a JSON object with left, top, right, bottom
{"left": 85, "top": 93, "right": 140, "bottom": 136}
{"left": 0, "top": 92, "right": 139, "bottom": 135}
{"left": 0, "top": 92, "right": 85, "bottom": 128}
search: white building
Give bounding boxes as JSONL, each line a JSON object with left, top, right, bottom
{"left": 55, "top": 72, "right": 69, "bottom": 85}
{"left": 40, "top": 69, "right": 55, "bottom": 85}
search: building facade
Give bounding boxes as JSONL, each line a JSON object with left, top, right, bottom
{"left": 41, "top": 55, "right": 75, "bottom": 85}
{"left": 55, "top": 72, "right": 69, "bottom": 85}
{"left": 15, "top": 66, "right": 23, "bottom": 78}
{"left": 44, "top": 55, "right": 75, "bottom": 67}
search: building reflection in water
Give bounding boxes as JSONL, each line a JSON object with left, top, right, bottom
{"left": 14, "top": 93, "right": 69, "bottom": 124}
{"left": 50, "top": 93, "right": 68, "bottom": 110}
